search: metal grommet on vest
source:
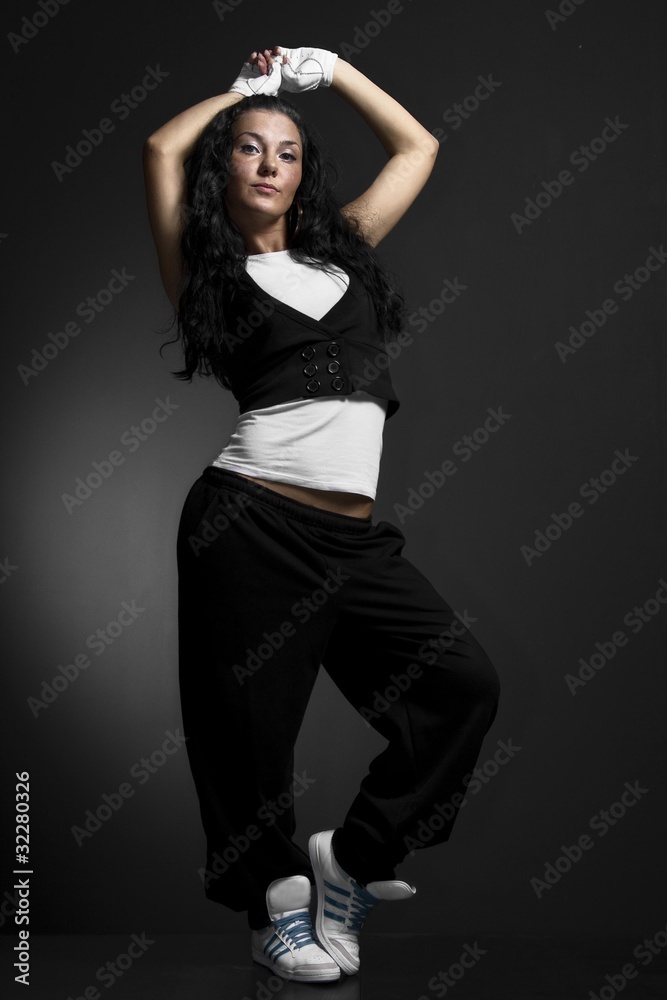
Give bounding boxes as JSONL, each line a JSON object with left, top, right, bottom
{"left": 301, "top": 346, "right": 319, "bottom": 392}
{"left": 326, "top": 343, "right": 343, "bottom": 390}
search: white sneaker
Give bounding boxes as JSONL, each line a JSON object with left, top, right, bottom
{"left": 309, "top": 829, "right": 416, "bottom": 975}
{"left": 251, "top": 875, "right": 341, "bottom": 982}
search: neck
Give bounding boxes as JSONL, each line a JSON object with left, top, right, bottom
{"left": 245, "top": 235, "right": 289, "bottom": 255}
{"left": 230, "top": 210, "right": 290, "bottom": 256}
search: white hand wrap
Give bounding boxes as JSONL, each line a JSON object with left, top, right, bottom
{"left": 228, "top": 55, "right": 284, "bottom": 98}
{"left": 278, "top": 46, "right": 338, "bottom": 92}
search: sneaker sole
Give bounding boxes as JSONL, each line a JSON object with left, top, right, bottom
{"left": 309, "top": 831, "right": 359, "bottom": 976}
{"left": 252, "top": 947, "right": 341, "bottom": 982}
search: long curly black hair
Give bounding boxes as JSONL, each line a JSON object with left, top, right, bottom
{"left": 163, "top": 94, "right": 407, "bottom": 389}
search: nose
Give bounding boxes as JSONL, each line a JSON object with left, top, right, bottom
{"left": 259, "top": 150, "right": 278, "bottom": 176}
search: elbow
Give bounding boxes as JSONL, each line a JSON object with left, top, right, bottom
{"left": 424, "top": 132, "right": 441, "bottom": 158}
{"left": 143, "top": 131, "right": 178, "bottom": 162}
{"left": 406, "top": 135, "right": 440, "bottom": 179}
{"left": 422, "top": 134, "right": 440, "bottom": 180}
{"left": 143, "top": 134, "right": 164, "bottom": 159}
{"left": 405, "top": 133, "right": 440, "bottom": 167}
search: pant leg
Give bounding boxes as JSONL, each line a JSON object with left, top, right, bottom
{"left": 176, "top": 471, "right": 339, "bottom": 927}
{"left": 319, "top": 517, "right": 501, "bottom": 883}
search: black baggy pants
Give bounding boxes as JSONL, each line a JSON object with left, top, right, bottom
{"left": 177, "top": 467, "right": 500, "bottom": 929}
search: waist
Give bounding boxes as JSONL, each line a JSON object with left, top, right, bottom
{"left": 232, "top": 473, "right": 374, "bottom": 518}
{"left": 211, "top": 392, "right": 388, "bottom": 501}
{"left": 201, "top": 467, "right": 375, "bottom": 530}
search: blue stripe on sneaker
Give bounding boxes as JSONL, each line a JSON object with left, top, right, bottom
{"left": 324, "top": 895, "right": 348, "bottom": 911}
{"left": 324, "top": 879, "right": 350, "bottom": 897}
{"left": 323, "top": 908, "right": 346, "bottom": 923}
{"left": 267, "top": 939, "right": 285, "bottom": 959}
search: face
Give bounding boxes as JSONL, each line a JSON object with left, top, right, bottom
{"left": 224, "top": 110, "right": 303, "bottom": 231}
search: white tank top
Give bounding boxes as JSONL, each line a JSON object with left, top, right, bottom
{"left": 211, "top": 251, "right": 387, "bottom": 499}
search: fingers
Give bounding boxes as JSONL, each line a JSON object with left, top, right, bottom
{"left": 247, "top": 46, "right": 285, "bottom": 75}
{"left": 260, "top": 49, "right": 274, "bottom": 74}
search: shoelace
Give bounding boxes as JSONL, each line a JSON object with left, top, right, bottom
{"left": 269, "top": 911, "right": 317, "bottom": 953}
{"left": 324, "top": 878, "right": 380, "bottom": 933}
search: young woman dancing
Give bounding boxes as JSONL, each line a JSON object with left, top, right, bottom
{"left": 143, "top": 44, "right": 500, "bottom": 983}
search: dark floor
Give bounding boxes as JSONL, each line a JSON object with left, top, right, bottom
{"left": 2, "top": 933, "right": 665, "bottom": 999}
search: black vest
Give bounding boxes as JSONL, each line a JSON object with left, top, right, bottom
{"left": 220, "top": 265, "right": 401, "bottom": 420}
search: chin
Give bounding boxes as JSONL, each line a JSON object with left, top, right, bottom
{"left": 248, "top": 201, "right": 289, "bottom": 220}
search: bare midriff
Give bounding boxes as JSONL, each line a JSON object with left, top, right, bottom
{"left": 234, "top": 473, "right": 373, "bottom": 519}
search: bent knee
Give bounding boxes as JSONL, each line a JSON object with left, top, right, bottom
{"left": 430, "top": 636, "right": 500, "bottom": 711}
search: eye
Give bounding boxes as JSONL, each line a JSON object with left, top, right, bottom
{"left": 280, "top": 151, "right": 297, "bottom": 162}
{"left": 239, "top": 143, "right": 259, "bottom": 154}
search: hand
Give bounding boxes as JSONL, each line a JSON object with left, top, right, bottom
{"left": 275, "top": 45, "right": 338, "bottom": 93}
{"left": 228, "top": 48, "right": 284, "bottom": 98}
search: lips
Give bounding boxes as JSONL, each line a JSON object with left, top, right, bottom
{"left": 253, "top": 183, "right": 278, "bottom": 192}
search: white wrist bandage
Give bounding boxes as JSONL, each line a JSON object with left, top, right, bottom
{"left": 228, "top": 55, "right": 284, "bottom": 98}
{"left": 278, "top": 46, "right": 338, "bottom": 92}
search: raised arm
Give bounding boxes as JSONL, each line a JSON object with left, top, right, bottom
{"left": 142, "top": 90, "right": 245, "bottom": 309}
{"left": 274, "top": 46, "right": 440, "bottom": 248}
{"left": 143, "top": 47, "right": 440, "bottom": 307}
{"left": 330, "top": 59, "right": 439, "bottom": 247}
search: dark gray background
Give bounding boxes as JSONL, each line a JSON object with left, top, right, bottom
{"left": 3, "top": 0, "right": 665, "bottom": 949}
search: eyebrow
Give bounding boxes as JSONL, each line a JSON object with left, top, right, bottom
{"left": 234, "top": 130, "right": 300, "bottom": 148}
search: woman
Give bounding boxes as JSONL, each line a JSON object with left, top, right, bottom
{"left": 143, "top": 45, "right": 500, "bottom": 984}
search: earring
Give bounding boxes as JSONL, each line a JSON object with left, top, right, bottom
{"left": 289, "top": 196, "right": 303, "bottom": 240}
